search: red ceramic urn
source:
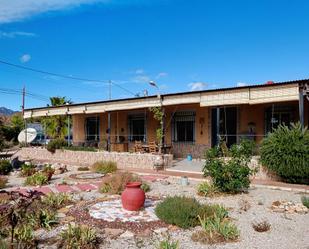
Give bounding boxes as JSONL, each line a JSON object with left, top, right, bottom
{"left": 121, "top": 182, "right": 145, "bottom": 211}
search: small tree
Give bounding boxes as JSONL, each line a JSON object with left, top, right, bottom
{"left": 260, "top": 123, "right": 309, "bottom": 184}
{"left": 41, "top": 97, "right": 72, "bottom": 139}
{"left": 149, "top": 107, "right": 164, "bottom": 153}
{"left": 203, "top": 139, "right": 256, "bottom": 193}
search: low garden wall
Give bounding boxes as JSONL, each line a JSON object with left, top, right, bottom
{"left": 14, "top": 147, "right": 173, "bottom": 170}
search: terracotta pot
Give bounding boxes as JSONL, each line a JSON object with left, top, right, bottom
{"left": 121, "top": 182, "right": 145, "bottom": 211}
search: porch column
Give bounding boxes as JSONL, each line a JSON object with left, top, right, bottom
{"left": 299, "top": 84, "right": 305, "bottom": 128}
{"left": 107, "top": 112, "right": 111, "bottom": 151}
{"left": 216, "top": 107, "right": 220, "bottom": 146}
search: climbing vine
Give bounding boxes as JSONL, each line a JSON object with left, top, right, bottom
{"left": 149, "top": 107, "right": 164, "bottom": 147}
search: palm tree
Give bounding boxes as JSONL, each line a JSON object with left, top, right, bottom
{"left": 42, "top": 97, "right": 72, "bottom": 139}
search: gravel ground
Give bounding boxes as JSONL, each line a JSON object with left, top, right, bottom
{"left": 2, "top": 165, "right": 309, "bottom": 249}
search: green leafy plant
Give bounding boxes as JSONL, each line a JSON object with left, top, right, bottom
{"left": 192, "top": 214, "right": 239, "bottom": 244}
{"left": 0, "top": 176, "right": 8, "bottom": 189}
{"left": 42, "top": 193, "right": 72, "bottom": 209}
{"left": 203, "top": 139, "right": 255, "bottom": 193}
{"left": 301, "top": 196, "right": 309, "bottom": 208}
{"left": 156, "top": 235, "right": 179, "bottom": 249}
{"left": 42, "top": 164, "right": 55, "bottom": 181}
{"left": 92, "top": 161, "right": 117, "bottom": 174}
{"left": 60, "top": 224, "right": 98, "bottom": 249}
{"left": 46, "top": 138, "right": 67, "bottom": 153}
{"left": 155, "top": 196, "right": 201, "bottom": 229}
{"left": 20, "top": 163, "right": 37, "bottom": 177}
{"left": 149, "top": 106, "right": 164, "bottom": 153}
{"left": 197, "top": 182, "right": 218, "bottom": 197}
{"left": 260, "top": 123, "right": 309, "bottom": 184}
{"left": 25, "top": 172, "right": 48, "bottom": 186}
{"left": 13, "top": 224, "right": 36, "bottom": 248}
{"left": 141, "top": 182, "right": 151, "bottom": 192}
{"left": 0, "top": 160, "right": 12, "bottom": 175}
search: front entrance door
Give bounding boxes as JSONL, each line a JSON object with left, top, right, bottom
{"left": 211, "top": 107, "right": 237, "bottom": 147}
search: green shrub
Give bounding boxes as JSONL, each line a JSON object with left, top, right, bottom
{"left": 27, "top": 209, "right": 58, "bottom": 230}
{"left": 0, "top": 160, "right": 12, "bottom": 175}
{"left": 60, "top": 224, "right": 98, "bottom": 249}
{"left": 197, "top": 182, "right": 217, "bottom": 197}
{"left": 13, "top": 224, "right": 36, "bottom": 248}
{"left": 198, "top": 204, "right": 228, "bottom": 221}
{"left": 155, "top": 196, "right": 202, "bottom": 229}
{"left": 25, "top": 172, "right": 48, "bottom": 186}
{"left": 192, "top": 214, "right": 239, "bottom": 244}
{"left": 156, "top": 235, "right": 179, "bottom": 249}
{"left": 47, "top": 138, "right": 67, "bottom": 153}
{"left": 92, "top": 161, "right": 117, "bottom": 174}
{"left": 42, "top": 164, "right": 55, "bottom": 181}
{"left": 260, "top": 123, "right": 309, "bottom": 184}
{"left": 141, "top": 182, "right": 151, "bottom": 192}
{"left": 20, "top": 163, "right": 37, "bottom": 177}
{"left": 301, "top": 196, "right": 309, "bottom": 208}
{"left": 0, "top": 176, "right": 8, "bottom": 189}
{"left": 42, "top": 193, "right": 72, "bottom": 209}
{"left": 203, "top": 139, "right": 255, "bottom": 193}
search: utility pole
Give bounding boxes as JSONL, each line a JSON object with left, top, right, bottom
{"left": 109, "top": 80, "right": 112, "bottom": 100}
{"left": 22, "top": 86, "right": 27, "bottom": 145}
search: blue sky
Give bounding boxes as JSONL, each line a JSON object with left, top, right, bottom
{"left": 0, "top": 0, "right": 309, "bottom": 110}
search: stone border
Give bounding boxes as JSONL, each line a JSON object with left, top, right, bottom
{"left": 14, "top": 147, "right": 173, "bottom": 170}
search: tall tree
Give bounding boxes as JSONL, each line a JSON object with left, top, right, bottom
{"left": 42, "top": 97, "right": 72, "bottom": 139}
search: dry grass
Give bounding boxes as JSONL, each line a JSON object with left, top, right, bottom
{"left": 252, "top": 219, "right": 271, "bottom": 232}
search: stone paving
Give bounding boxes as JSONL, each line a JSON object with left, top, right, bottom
{"left": 89, "top": 199, "right": 159, "bottom": 222}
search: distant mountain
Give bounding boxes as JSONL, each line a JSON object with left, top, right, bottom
{"left": 0, "top": 107, "right": 17, "bottom": 116}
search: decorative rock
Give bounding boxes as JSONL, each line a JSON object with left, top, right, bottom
{"left": 153, "top": 227, "right": 168, "bottom": 235}
{"left": 119, "top": 230, "right": 134, "bottom": 239}
{"left": 271, "top": 200, "right": 308, "bottom": 214}
{"left": 136, "top": 228, "right": 152, "bottom": 238}
{"left": 57, "top": 207, "right": 69, "bottom": 214}
{"left": 104, "top": 228, "right": 124, "bottom": 238}
{"left": 56, "top": 213, "right": 66, "bottom": 219}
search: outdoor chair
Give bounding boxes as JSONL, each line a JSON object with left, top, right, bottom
{"left": 149, "top": 141, "right": 157, "bottom": 154}
{"left": 134, "top": 141, "right": 144, "bottom": 153}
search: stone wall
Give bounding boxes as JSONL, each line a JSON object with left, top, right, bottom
{"left": 172, "top": 143, "right": 209, "bottom": 158}
{"left": 14, "top": 147, "right": 173, "bottom": 170}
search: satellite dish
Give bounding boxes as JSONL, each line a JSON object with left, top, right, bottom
{"left": 18, "top": 128, "right": 37, "bottom": 143}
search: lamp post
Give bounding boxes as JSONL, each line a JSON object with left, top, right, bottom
{"left": 66, "top": 102, "right": 70, "bottom": 146}
{"left": 149, "top": 81, "right": 164, "bottom": 154}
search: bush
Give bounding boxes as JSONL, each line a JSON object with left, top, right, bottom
{"left": 0, "top": 160, "right": 12, "bottom": 175}
{"left": 100, "top": 172, "right": 140, "bottom": 195}
{"left": 155, "top": 196, "right": 202, "bottom": 229}
{"left": 192, "top": 214, "right": 239, "bottom": 244}
{"left": 92, "top": 161, "right": 117, "bottom": 174}
{"left": 20, "top": 163, "right": 37, "bottom": 177}
{"left": 13, "top": 224, "right": 36, "bottom": 248}
{"left": 42, "top": 193, "right": 72, "bottom": 209}
{"left": 25, "top": 172, "right": 48, "bottom": 186}
{"left": 141, "top": 182, "right": 151, "bottom": 192}
{"left": 203, "top": 139, "right": 255, "bottom": 193}
{"left": 47, "top": 138, "right": 67, "bottom": 153}
{"left": 60, "top": 224, "right": 98, "bottom": 249}
{"left": 197, "top": 182, "right": 217, "bottom": 197}
{"left": 42, "top": 164, "right": 55, "bottom": 181}
{"left": 260, "top": 123, "right": 309, "bottom": 183}
{"left": 27, "top": 209, "right": 58, "bottom": 230}
{"left": 301, "top": 196, "right": 309, "bottom": 208}
{"left": 0, "top": 176, "right": 8, "bottom": 189}
{"left": 156, "top": 235, "right": 179, "bottom": 249}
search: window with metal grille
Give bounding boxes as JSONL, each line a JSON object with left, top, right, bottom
{"left": 85, "top": 116, "right": 100, "bottom": 141}
{"left": 172, "top": 111, "right": 195, "bottom": 142}
{"left": 128, "top": 114, "right": 146, "bottom": 142}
